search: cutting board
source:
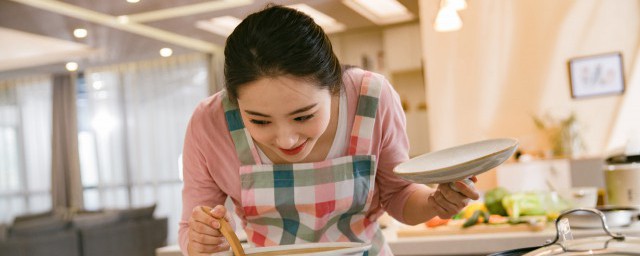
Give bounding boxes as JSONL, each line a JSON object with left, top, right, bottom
{"left": 396, "top": 223, "right": 546, "bottom": 237}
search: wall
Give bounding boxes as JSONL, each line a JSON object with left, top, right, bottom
{"left": 419, "top": 0, "right": 640, "bottom": 157}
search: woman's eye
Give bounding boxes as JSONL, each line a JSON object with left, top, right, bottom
{"left": 250, "top": 119, "right": 270, "bottom": 125}
{"left": 294, "top": 115, "right": 314, "bottom": 122}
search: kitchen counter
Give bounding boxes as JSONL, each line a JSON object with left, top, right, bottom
{"left": 156, "top": 222, "right": 640, "bottom": 256}
{"left": 384, "top": 221, "right": 640, "bottom": 255}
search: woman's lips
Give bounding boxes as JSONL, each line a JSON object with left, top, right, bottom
{"left": 279, "top": 141, "right": 307, "bottom": 155}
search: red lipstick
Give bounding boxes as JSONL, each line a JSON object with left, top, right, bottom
{"left": 279, "top": 141, "right": 307, "bottom": 155}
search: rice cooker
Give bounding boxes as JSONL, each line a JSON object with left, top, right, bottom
{"left": 604, "top": 154, "right": 640, "bottom": 208}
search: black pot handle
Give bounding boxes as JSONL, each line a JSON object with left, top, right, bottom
{"left": 546, "top": 208, "right": 625, "bottom": 245}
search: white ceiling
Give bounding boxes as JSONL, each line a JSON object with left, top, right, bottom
{"left": 0, "top": 27, "right": 96, "bottom": 72}
{"left": 0, "top": 0, "right": 419, "bottom": 76}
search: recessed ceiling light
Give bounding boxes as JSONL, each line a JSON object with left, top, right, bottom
{"left": 195, "top": 16, "right": 242, "bottom": 37}
{"left": 287, "top": 4, "right": 346, "bottom": 34}
{"left": 159, "top": 48, "right": 173, "bottom": 57}
{"left": 127, "top": 0, "right": 140, "bottom": 3}
{"left": 65, "top": 62, "right": 78, "bottom": 72}
{"left": 342, "top": 0, "right": 414, "bottom": 25}
{"left": 73, "top": 28, "right": 88, "bottom": 38}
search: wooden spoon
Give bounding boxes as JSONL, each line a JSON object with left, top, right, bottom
{"left": 202, "top": 206, "right": 246, "bottom": 256}
{"left": 217, "top": 217, "right": 246, "bottom": 256}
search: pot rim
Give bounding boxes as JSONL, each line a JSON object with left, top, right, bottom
{"left": 605, "top": 162, "right": 640, "bottom": 170}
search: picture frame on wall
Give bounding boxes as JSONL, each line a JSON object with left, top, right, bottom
{"left": 568, "top": 52, "right": 625, "bottom": 99}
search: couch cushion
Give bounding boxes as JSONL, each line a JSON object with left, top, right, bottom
{"left": 12, "top": 211, "right": 54, "bottom": 224}
{"left": 117, "top": 204, "right": 156, "bottom": 221}
{"left": 10, "top": 216, "right": 70, "bottom": 237}
{"left": 71, "top": 211, "right": 120, "bottom": 229}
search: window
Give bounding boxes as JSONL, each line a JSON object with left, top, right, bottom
{"left": 0, "top": 77, "right": 52, "bottom": 223}
{"left": 76, "top": 54, "right": 209, "bottom": 243}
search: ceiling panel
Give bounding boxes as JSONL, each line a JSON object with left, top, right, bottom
{"left": 0, "top": 0, "right": 420, "bottom": 76}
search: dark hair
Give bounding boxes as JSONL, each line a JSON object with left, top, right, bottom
{"left": 224, "top": 5, "right": 342, "bottom": 101}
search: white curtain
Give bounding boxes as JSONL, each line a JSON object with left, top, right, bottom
{"left": 79, "top": 53, "right": 210, "bottom": 244}
{"left": 0, "top": 76, "right": 52, "bottom": 223}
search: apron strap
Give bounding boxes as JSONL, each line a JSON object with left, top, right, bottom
{"left": 348, "top": 71, "right": 382, "bottom": 155}
{"left": 222, "top": 92, "right": 261, "bottom": 165}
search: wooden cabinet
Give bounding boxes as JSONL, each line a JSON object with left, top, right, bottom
{"left": 383, "top": 23, "right": 423, "bottom": 73}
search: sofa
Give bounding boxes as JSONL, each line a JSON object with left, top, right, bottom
{"left": 0, "top": 204, "right": 167, "bottom": 256}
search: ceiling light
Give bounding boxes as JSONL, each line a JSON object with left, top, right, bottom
{"left": 287, "top": 4, "right": 346, "bottom": 34}
{"left": 342, "top": 0, "right": 414, "bottom": 25}
{"left": 195, "top": 16, "right": 242, "bottom": 37}
{"left": 65, "top": 62, "right": 78, "bottom": 72}
{"left": 444, "top": 0, "right": 467, "bottom": 11}
{"left": 127, "top": 0, "right": 140, "bottom": 3}
{"left": 73, "top": 28, "right": 87, "bottom": 38}
{"left": 434, "top": 6, "right": 462, "bottom": 32}
{"left": 159, "top": 48, "right": 173, "bottom": 57}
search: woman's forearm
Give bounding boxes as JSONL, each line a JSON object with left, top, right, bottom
{"left": 401, "top": 185, "right": 437, "bottom": 225}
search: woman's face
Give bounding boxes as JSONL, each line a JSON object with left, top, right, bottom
{"left": 236, "top": 75, "right": 333, "bottom": 164}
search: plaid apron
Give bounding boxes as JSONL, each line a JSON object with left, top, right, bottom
{"left": 223, "top": 71, "right": 392, "bottom": 256}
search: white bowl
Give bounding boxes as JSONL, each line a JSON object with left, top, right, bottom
{"left": 210, "top": 242, "right": 371, "bottom": 256}
{"left": 394, "top": 138, "right": 518, "bottom": 184}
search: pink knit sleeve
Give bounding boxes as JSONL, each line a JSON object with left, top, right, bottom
{"left": 178, "top": 101, "right": 229, "bottom": 256}
{"left": 373, "top": 75, "right": 422, "bottom": 223}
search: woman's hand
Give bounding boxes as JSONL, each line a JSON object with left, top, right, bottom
{"left": 187, "top": 205, "right": 233, "bottom": 256}
{"left": 427, "top": 176, "right": 480, "bottom": 219}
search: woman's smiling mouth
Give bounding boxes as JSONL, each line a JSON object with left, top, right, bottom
{"left": 279, "top": 140, "right": 307, "bottom": 155}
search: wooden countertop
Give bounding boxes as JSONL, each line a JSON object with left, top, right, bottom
{"left": 384, "top": 221, "right": 640, "bottom": 255}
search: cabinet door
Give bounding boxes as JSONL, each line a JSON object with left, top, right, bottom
{"left": 383, "top": 24, "right": 422, "bottom": 72}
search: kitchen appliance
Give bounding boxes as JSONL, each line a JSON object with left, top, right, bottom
{"left": 604, "top": 154, "right": 640, "bottom": 208}
{"left": 489, "top": 208, "right": 640, "bottom": 256}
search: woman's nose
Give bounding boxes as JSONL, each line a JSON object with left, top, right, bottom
{"left": 275, "top": 127, "right": 298, "bottom": 149}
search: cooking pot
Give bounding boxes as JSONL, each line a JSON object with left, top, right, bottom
{"left": 605, "top": 154, "right": 640, "bottom": 208}
{"left": 210, "top": 242, "right": 371, "bottom": 256}
{"left": 563, "top": 206, "right": 638, "bottom": 228}
{"left": 489, "top": 208, "right": 640, "bottom": 256}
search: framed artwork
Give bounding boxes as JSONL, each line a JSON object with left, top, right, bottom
{"left": 568, "top": 52, "right": 625, "bottom": 99}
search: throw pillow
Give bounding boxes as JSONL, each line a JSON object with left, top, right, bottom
{"left": 72, "top": 211, "right": 120, "bottom": 229}
{"left": 117, "top": 204, "right": 156, "bottom": 221}
{"left": 10, "top": 217, "right": 70, "bottom": 237}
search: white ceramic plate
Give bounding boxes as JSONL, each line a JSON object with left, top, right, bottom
{"left": 210, "top": 242, "right": 371, "bottom": 256}
{"left": 394, "top": 138, "right": 518, "bottom": 184}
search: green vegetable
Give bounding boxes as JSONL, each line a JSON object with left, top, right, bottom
{"left": 484, "top": 187, "right": 510, "bottom": 216}
{"left": 482, "top": 210, "right": 490, "bottom": 224}
{"left": 501, "top": 192, "right": 547, "bottom": 219}
{"left": 462, "top": 210, "right": 482, "bottom": 228}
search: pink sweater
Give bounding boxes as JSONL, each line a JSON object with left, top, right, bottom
{"left": 179, "top": 68, "right": 420, "bottom": 255}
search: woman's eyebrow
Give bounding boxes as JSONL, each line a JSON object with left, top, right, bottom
{"left": 287, "top": 103, "right": 317, "bottom": 116}
{"left": 244, "top": 103, "right": 317, "bottom": 117}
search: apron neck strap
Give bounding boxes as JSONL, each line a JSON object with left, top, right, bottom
{"left": 222, "top": 91, "right": 261, "bottom": 165}
{"left": 348, "top": 71, "right": 383, "bottom": 155}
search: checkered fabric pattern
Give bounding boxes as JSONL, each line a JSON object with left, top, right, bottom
{"left": 349, "top": 72, "right": 382, "bottom": 156}
{"left": 223, "top": 71, "right": 391, "bottom": 255}
{"left": 222, "top": 93, "right": 260, "bottom": 165}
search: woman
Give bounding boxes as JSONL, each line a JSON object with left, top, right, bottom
{"left": 179, "top": 5, "right": 479, "bottom": 256}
